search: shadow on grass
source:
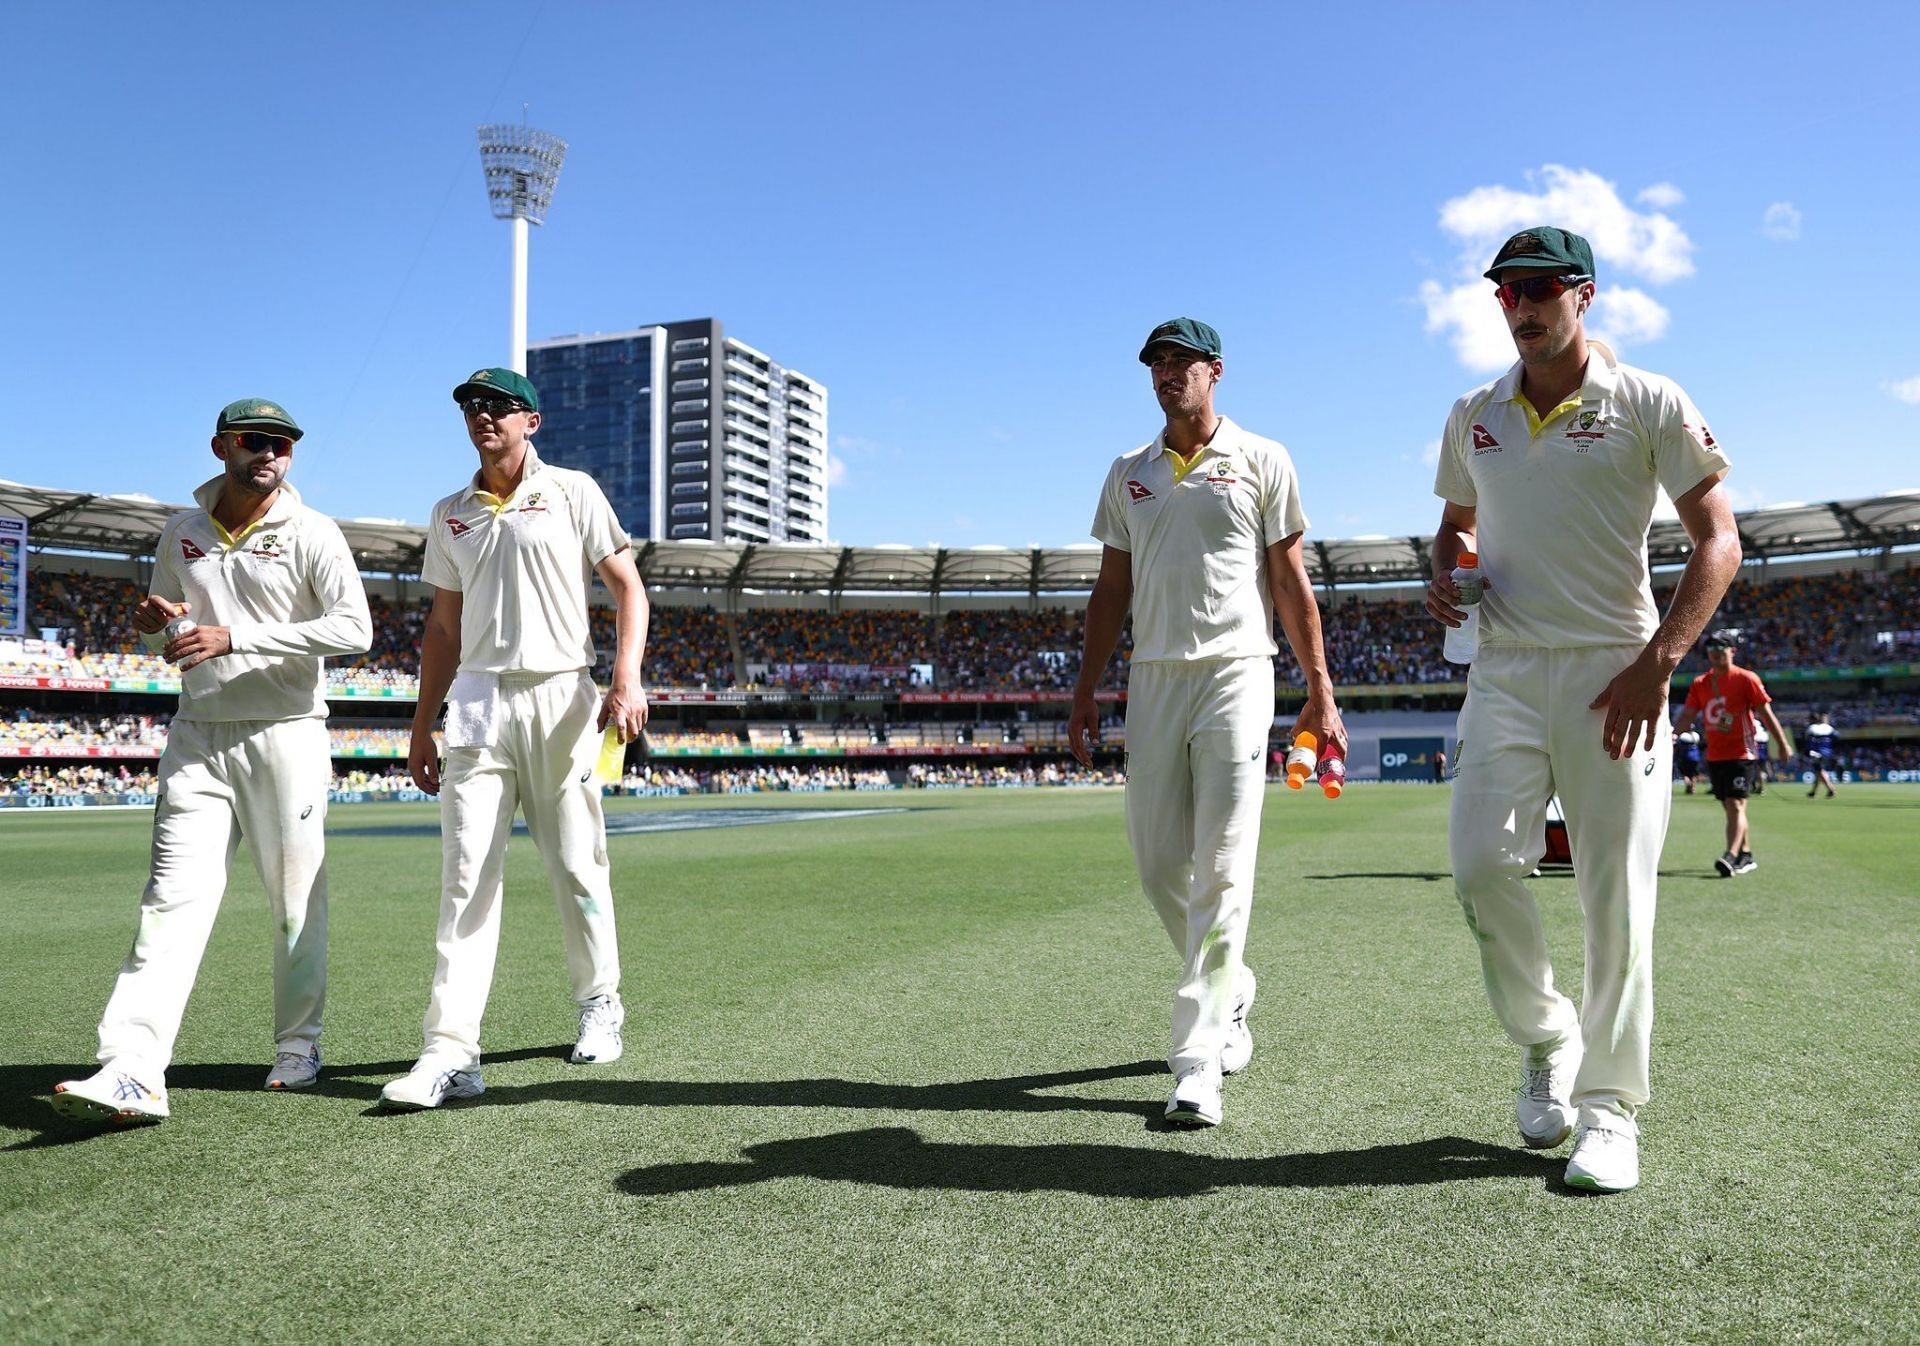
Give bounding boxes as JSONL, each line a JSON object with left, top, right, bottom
{"left": 1304, "top": 871, "right": 1453, "bottom": 882}
{"left": 471, "top": 1059, "right": 1167, "bottom": 1121}
{"left": 0, "top": 1046, "right": 566, "bottom": 1149}
{"left": 615, "top": 1127, "right": 1559, "bottom": 1199}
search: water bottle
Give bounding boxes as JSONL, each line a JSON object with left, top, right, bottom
{"left": 1443, "top": 551, "right": 1483, "bottom": 665}
{"left": 1284, "top": 731, "right": 1318, "bottom": 789}
{"left": 1318, "top": 749, "right": 1347, "bottom": 799}
{"left": 164, "top": 615, "right": 198, "bottom": 642}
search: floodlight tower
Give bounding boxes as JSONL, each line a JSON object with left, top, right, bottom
{"left": 476, "top": 121, "right": 568, "bottom": 374}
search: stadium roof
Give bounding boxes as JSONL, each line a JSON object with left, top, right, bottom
{"left": 5, "top": 478, "right": 1918, "bottom": 595}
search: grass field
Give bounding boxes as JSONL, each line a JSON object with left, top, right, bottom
{"left": 2, "top": 783, "right": 1916, "bottom": 1344}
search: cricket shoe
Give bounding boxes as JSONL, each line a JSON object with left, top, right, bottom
{"left": 1713, "top": 850, "right": 1736, "bottom": 877}
{"left": 1220, "top": 970, "right": 1256, "bottom": 1076}
{"left": 1565, "top": 1117, "right": 1640, "bottom": 1193}
{"left": 1165, "top": 1062, "right": 1224, "bottom": 1128}
{"left": 570, "top": 993, "right": 625, "bottom": 1065}
{"left": 1516, "top": 1034, "right": 1581, "bottom": 1149}
{"left": 265, "top": 1045, "right": 320, "bottom": 1090}
{"left": 379, "top": 1061, "right": 485, "bottom": 1111}
{"left": 1732, "top": 851, "right": 1758, "bottom": 875}
{"left": 51, "top": 1065, "right": 169, "bottom": 1126}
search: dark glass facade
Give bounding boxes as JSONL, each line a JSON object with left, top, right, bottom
{"left": 528, "top": 335, "right": 658, "bottom": 540}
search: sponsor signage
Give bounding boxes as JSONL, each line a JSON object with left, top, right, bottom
{"left": 1379, "top": 735, "right": 1447, "bottom": 782}
{"left": 0, "top": 744, "right": 162, "bottom": 759}
{"left": 0, "top": 514, "right": 25, "bottom": 638}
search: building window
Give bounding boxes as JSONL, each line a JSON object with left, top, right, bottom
{"left": 671, "top": 502, "right": 709, "bottom": 517}
{"left": 672, "top": 482, "right": 705, "bottom": 497}
{"left": 671, "top": 419, "right": 710, "bottom": 434}
{"left": 671, "top": 399, "right": 710, "bottom": 414}
{"left": 671, "top": 378, "right": 709, "bottom": 392}
{"left": 671, "top": 460, "right": 710, "bottom": 476}
{"left": 671, "top": 337, "right": 710, "bottom": 353}
{"left": 671, "top": 358, "right": 709, "bottom": 373}
{"left": 671, "top": 440, "right": 706, "bottom": 456}
{"left": 670, "top": 523, "right": 708, "bottom": 538}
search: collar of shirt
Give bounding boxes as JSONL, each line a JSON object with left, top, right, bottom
{"left": 463, "top": 444, "right": 548, "bottom": 509}
{"left": 191, "top": 475, "right": 303, "bottom": 546}
{"left": 1151, "top": 415, "right": 1241, "bottom": 481}
{"left": 1492, "top": 339, "right": 1623, "bottom": 435}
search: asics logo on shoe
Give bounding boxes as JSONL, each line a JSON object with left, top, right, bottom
{"left": 113, "top": 1074, "right": 155, "bottom": 1101}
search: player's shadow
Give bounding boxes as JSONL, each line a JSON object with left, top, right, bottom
{"left": 0, "top": 1047, "right": 564, "bottom": 1147}
{"left": 470, "top": 1059, "right": 1168, "bottom": 1121}
{"left": 1304, "top": 871, "right": 1453, "bottom": 883}
{"left": 615, "top": 1126, "right": 1557, "bottom": 1199}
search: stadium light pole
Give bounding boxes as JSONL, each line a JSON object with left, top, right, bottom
{"left": 476, "top": 121, "right": 568, "bottom": 374}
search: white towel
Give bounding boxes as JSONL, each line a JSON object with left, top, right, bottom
{"left": 443, "top": 671, "right": 503, "bottom": 748}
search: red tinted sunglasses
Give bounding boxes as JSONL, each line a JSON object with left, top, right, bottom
{"left": 1494, "top": 274, "right": 1591, "bottom": 309}
{"left": 228, "top": 431, "right": 294, "bottom": 455}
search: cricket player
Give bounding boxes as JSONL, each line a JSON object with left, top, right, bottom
{"left": 1427, "top": 228, "right": 1742, "bottom": 1192}
{"left": 1672, "top": 630, "right": 1794, "bottom": 875}
{"left": 51, "top": 398, "right": 371, "bottom": 1125}
{"left": 1069, "top": 318, "right": 1345, "bottom": 1129}
{"left": 1805, "top": 711, "right": 1839, "bottom": 798}
{"left": 381, "top": 368, "right": 648, "bottom": 1111}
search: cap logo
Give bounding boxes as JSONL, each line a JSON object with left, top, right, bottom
{"left": 257, "top": 404, "right": 279, "bottom": 416}
{"left": 1508, "top": 232, "right": 1541, "bottom": 254}
{"left": 472, "top": 370, "right": 494, "bottom": 383}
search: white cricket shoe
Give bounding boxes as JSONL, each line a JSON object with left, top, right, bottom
{"left": 1516, "top": 1034, "right": 1581, "bottom": 1149}
{"left": 1220, "top": 970, "right": 1257, "bottom": 1076}
{"left": 1566, "top": 1121, "right": 1640, "bottom": 1192}
{"left": 379, "top": 1061, "right": 485, "bottom": 1111}
{"left": 265, "top": 1045, "right": 320, "bottom": 1091}
{"left": 1165, "top": 1062, "right": 1224, "bottom": 1128}
{"left": 51, "top": 1065, "right": 170, "bottom": 1125}
{"left": 570, "top": 993, "right": 625, "bottom": 1065}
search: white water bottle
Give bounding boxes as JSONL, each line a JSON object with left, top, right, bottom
{"left": 1443, "top": 552, "right": 1482, "bottom": 665}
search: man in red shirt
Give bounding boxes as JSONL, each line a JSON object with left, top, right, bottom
{"left": 1673, "top": 630, "right": 1794, "bottom": 875}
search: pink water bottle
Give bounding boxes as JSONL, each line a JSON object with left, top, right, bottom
{"left": 1318, "top": 748, "right": 1346, "bottom": 799}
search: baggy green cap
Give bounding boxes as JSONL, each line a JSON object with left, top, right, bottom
{"left": 452, "top": 366, "right": 541, "bottom": 412}
{"left": 1138, "top": 317, "right": 1222, "bottom": 364}
{"left": 216, "top": 397, "right": 303, "bottom": 441}
{"left": 1483, "top": 226, "right": 1596, "bottom": 281}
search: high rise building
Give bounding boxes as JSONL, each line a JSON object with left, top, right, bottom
{"left": 528, "top": 319, "right": 828, "bottom": 544}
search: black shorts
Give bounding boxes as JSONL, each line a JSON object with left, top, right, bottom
{"left": 1708, "top": 759, "right": 1753, "bottom": 801}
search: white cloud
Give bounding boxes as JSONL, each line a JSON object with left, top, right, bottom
{"left": 827, "top": 453, "right": 849, "bottom": 486}
{"left": 1886, "top": 376, "right": 1920, "bottom": 405}
{"left": 1762, "top": 201, "right": 1802, "bottom": 241}
{"left": 1421, "top": 439, "right": 1441, "bottom": 467}
{"left": 1421, "top": 165, "right": 1695, "bottom": 371}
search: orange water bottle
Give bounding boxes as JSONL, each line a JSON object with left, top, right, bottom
{"left": 1285, "top": 731, "right": 1318, "bottom": 789}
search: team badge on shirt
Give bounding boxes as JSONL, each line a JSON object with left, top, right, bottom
{"left": 516, "top": 491, "right": 548, "bottom": 515}
{"left": 1565, "top": 409, "right": 1607, "bottom": 450}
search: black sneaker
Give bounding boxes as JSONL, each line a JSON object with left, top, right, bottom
{"left": 1714, "top": 851, "right": 1736, "bottom": 877}
{"left": 1732, "top": 851, "right": 1757, "bottom": 875}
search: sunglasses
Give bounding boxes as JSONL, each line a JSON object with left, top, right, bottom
{"left": 461, "top": 396, "right": 530, "bottom": 418}
{"left": 228, "top": 431, "right": 294, "bottom": 455}
{"left": 1494, "top": 274, "right": 1591, "bottom": 309}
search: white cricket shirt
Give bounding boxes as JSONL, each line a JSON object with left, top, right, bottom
{"left": 1090, "top": 416, "right": 1308, "bottom": 663}
{"left": 148, "top": 477, "right": 372, "bottom": 723}
{"left": 1433, "top": 341, "right": 1730, "bottom": 650}
{"left": 421, "top": 445, "right": 630, "bottom": 675}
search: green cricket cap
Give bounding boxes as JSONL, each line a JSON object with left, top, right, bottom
{"left": 1138, "top": 318, "right": 1222, "bottom": 364}
{"left": 216, "top": 397, "right": 303, "bottom": 441}
{"left": 451, "top": 367, "right": 540, "bottom": 412}
{"left": 1483, "top": 226, "right": 1596, "bottom": 282}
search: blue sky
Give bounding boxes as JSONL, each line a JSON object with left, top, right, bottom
{"left": 9, "top": 2, "right": 1918, "bottom": 549}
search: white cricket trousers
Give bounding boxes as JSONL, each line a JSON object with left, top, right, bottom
{"left": 1124, "top": 657, "right": 1273, "bottom": 1075}
{"left": 97, "top": 716, "right": 332, "bottom": 1074}
{"left": 420, "top": 671, "right": 620, "bottom": 1068}
{"left": 1449, "top": 645, "right": 1672, "bottom": 1120}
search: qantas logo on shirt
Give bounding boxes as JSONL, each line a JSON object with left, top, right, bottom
{"left": 1470, "top": 424, "right": 1501, "bottom": 454}
{"left": 1685, "top": 421, "right": 1719, "bottom": 452}
{"left": 180, "top": 537, "right": 206, "bottom": 561}
{"left": 1126, "top": 480, "right": 1154, "bottom": 501}
{"left": 446, "top": 517, "right": 474, "bottom": 537}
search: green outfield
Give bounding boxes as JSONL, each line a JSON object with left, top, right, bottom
{"left": 2, "top": 784, "right": 1915, "bottom": 1344}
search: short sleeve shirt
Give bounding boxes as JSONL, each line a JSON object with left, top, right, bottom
{"left": 422, "top": 446, "right": 630, "bottom": 675}
{"left": 1683, "top": 665, "right": 1771, "bottom": 761}
{"left": 1090, "top": 416, "right": 1307, "bottom": 663}
{"left": 1434, "top": 341, "right": 1730, "bottom": 649}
